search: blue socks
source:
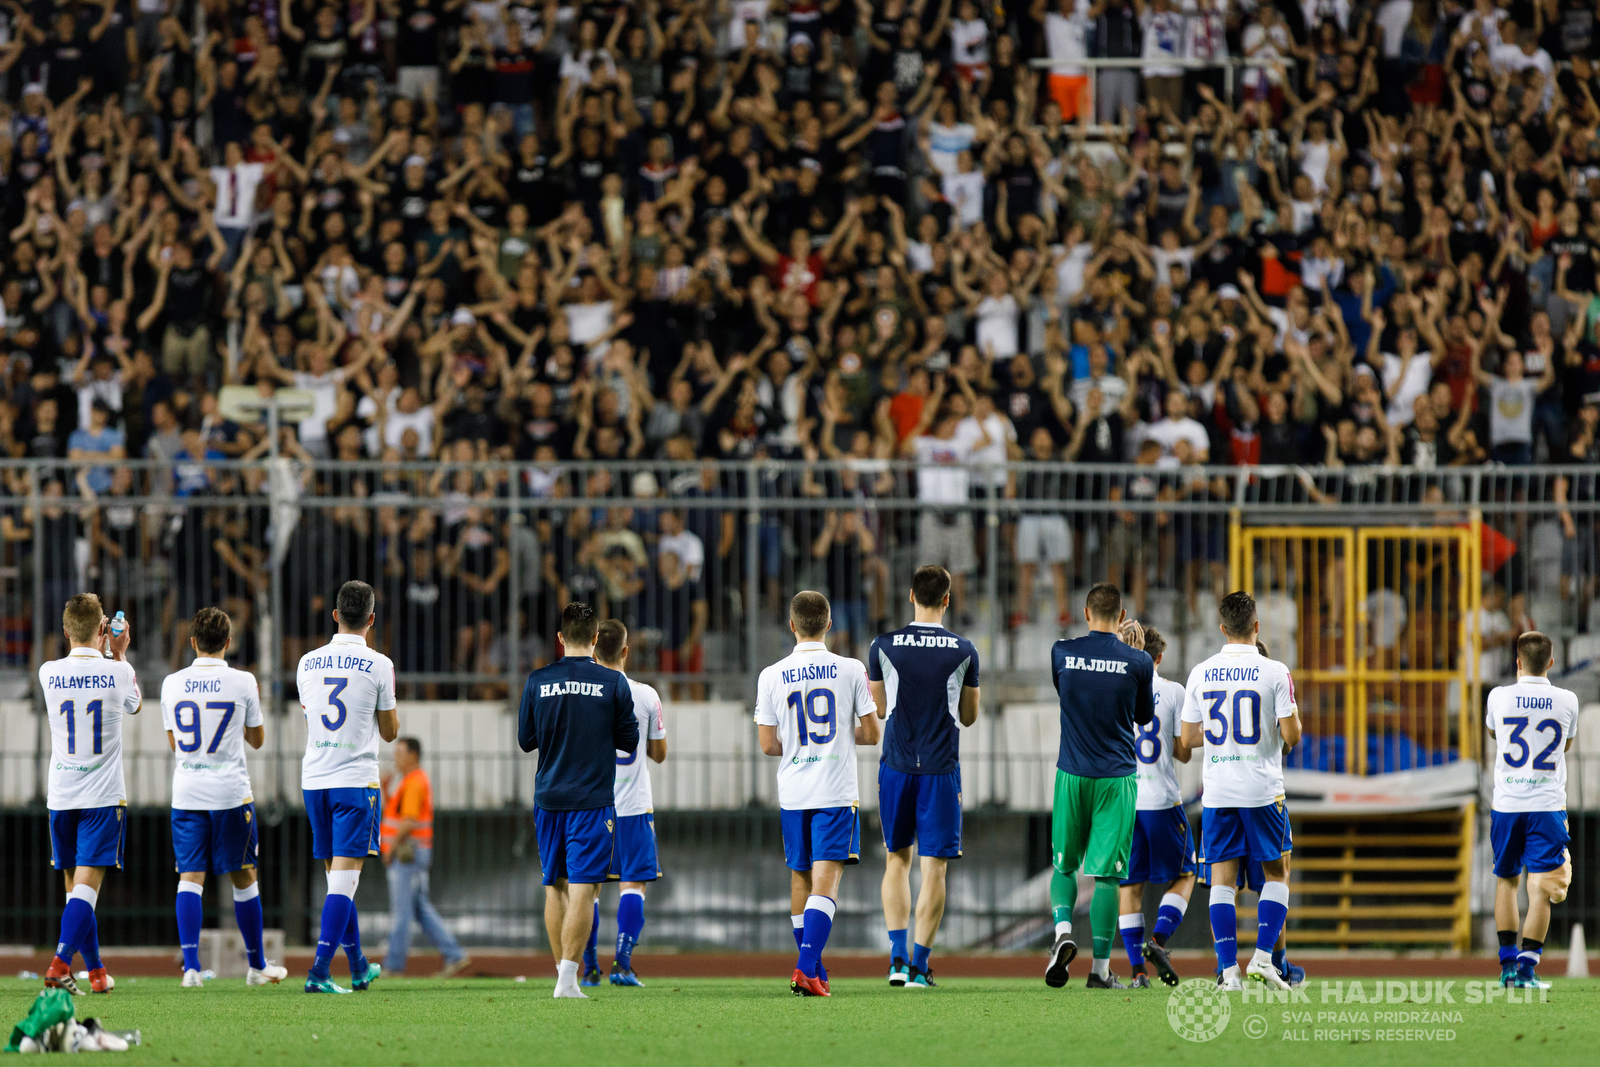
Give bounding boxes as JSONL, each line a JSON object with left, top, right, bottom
{"left": 311, "top": 895, "right": 351, "bottom": 980}
{"left": 176, "top": 882, "right": 204, "bottom": 972}
{"left": 583, "top": 901, "right": 599, "bottom": 971}
{"left": 234, "top": 884, "right": 266, "bottom": 971}
{"left": 792, "top": 914, "right": 804, "bottom": 951}
{"left": 1153, "top": 892, "right": 1187, "bottom": 944}
{"left": 887, "top": 927, "right": 908, "bottom": 964}
{"left": 1119, "top": 913, "right": 1145, "bottom": 970}
{"left": 312, "top": 870, "right": 359, "bottom": 981}
{"left": 78, "top": 910, "right": 103, "bottom": 971}
{"left": 55, "top": 887, "right": 98, "bottom": 968}
{"left": 1209, "top": 885, "right": 1238, "bottom": 970}
{"left": 912, "top": 943, "right": 931, "bottom": 972}
{"left": 1517, "top": 939, "right": 1543, "bottom": 981}
{"left": 616, "top": 891, "right": 644, "bottom": 969}
{"left": 1498, "top": 931, "right": 1519, "bottom": 968}
{"left": 1272, "top": 946, "right": 1286, "bottom": 973}
{"left": 797, "top": 895, "right": 835, "bottom": 980}
{"left": 1256, "top": 882, "right": 1289, "bottom": 960}
{"left": 342, "top": 907, "right": 367, "bottom": 976}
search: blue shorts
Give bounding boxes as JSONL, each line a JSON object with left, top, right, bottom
{"left": 1122, "top": 805, "right": 1197, "bottom": 886}
{"left": 781, "top": 806, "right": 861, "bottom": 872}
{"left": 536, "top": 806, "right": 616, "bottom": 885}
{"left": 304, "top": 787, "right": 381, "bottom": 860}
{"left": 614, "top": 813, "right": 661, "bottom": 882}
{"left": 879, "top": 765, "right": 962, "bottom": 858}
{"left": 172, "top": 804, "right": 260, "bottom": 874}
{"left": 1201, "top": 802, "right": 1293, "bottom": 868}
{"left": 49, "top": 806, "right": 126, "bottom": 870}
{"left": 1491, "top": 810, "right": 1569, "bottom": 878}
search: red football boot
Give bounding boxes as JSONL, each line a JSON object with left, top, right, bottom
{"left": 88, "top": 967, "right": 115, "bottom": 993}
{"left": 790, "top": 969, "right": 830, "bottom": 997}
{"left": 44, "top": 957, "right": 82, "bottom": 995}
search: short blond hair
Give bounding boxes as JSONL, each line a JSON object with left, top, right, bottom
{"left": 63, "top": 593, "right": 104, "bottom": 646}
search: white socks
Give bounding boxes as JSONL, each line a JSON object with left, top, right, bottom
{"left": 326, "top": 870, "right": 360, "bottom": 898}
{"left": 1159, "top": 892, "right": 1188, "bottom": 917}
{"left": 805, "top": 895, "right": 836, "bottom": 919}
{"left": 71, "top": 884, "right": 99, "bottom": 908}
{"left": 554, "top": 958, "right": 587, "bottom": 999}
{"left": 1211, "top": 885, "right": 1237, "bottom": 908}
{"left": 1055, "top": 920, "right": 1073, "bottom": 937}
{"left": 177, "top": 881, "right": 204, "bottom": 898}
{"left": 1090, "top": 957, "right": 1110, "bottom": 978}
{"left": 233, "top": 883, "right": 261, "bottom": 903}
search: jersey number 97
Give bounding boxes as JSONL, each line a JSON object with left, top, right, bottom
{"left": 788, "top": 689, "right": 836, "bottom": 746}
{"left": 173, "top": 701, "right": 237, "bottom": 753}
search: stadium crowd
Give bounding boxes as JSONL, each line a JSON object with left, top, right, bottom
{"left": 0, "top": 0, "right": 1599, "bottom": 675}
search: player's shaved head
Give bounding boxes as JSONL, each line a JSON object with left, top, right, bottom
{"left": 791, "top": 590, "right": 831, "bottom": 640}
{"left": 1084, "top": 582, "right": 1123, "bottom": 624}
{"left": 595, "top": 619, "right": 628, "bottom": 664}
{"left": 335, "top": 580, "right": 376, "bottom": 629}
{"left": 1517, "top": 631, "right": 1553, "bottom": 675}
{"left": 1219, "top": 590, "right": 1257, "bottom": 640}
{"left": 911, "top": 565, "right": 952, "bottom": 609}
{"left": 561, "top": 602, "right": 600, "bottom": 648}
{"left": 1143, "top": 626, "right": 1167, "bottom": 661}
{"left": 62, "top": 593, "right": 104, "bottom": 646}
{"left": 192, "top": 607, "right": 232, "bottom": 655}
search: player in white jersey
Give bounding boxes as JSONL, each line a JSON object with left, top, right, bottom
{"left": 754, "top": 591, "right": 881, "bottom": 997}
{"left": 298, "top": 581, "right": 399, "bottom": 994}
{"left": 160, "top": 607, "right": 287, "bottom": 988}
{"left": 1115, "top": 628, "right": 1195, "bottom": 989}
{"left": 1486, "top": 631, "right": 1578, "bottom": 989}
{"left": 577, "top": 620, "right": 668, "bottom": 988}
{"left": 41, "top": 594, "right": 138, "bottom": 996}
{"left": 1180, "top": 592, "right": 1301, "bottom": 991}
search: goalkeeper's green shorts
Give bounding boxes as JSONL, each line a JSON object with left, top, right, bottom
{"left": 1051, "top": 770, "right": 1137, "bottom": 880}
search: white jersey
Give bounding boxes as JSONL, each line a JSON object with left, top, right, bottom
{"left": 614, "top": 675, "right": 667, "bottom": 817}
{"left": 1136, "top": 676, "right": 1188, "bottom": 810}
{"left": 1180, "top": 643, "right": 1298, "bottom": 808}
{"left": 160, "top": 657, "right": 264, "bottom": 810}
{"left": 1486, "top": 676, "right": 1579, "bottom": 812}
{"left": 754, "top": 641, "right": 874, "bottom": 810}
{"left": 42, "top": 648, "right": 142, "bottom": 810}
{"left": 298, "top": 634, "right": 397, "bottom": 790}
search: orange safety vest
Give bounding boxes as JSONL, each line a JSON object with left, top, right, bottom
{"left": 381, "top": 768, "right": 434, "bottom": 856}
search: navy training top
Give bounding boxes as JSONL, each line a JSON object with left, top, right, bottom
{"left": 517, "top": 655, "right": 640, "bottom": 811}
{"left": 1050, "top": 631, "right": 1155, "bottom": 778}
{"left": 868, "top": 622, "right": 980, "bottom": 775}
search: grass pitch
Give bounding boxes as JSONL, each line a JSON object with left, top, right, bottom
{"left": 10, "top": 974, "right": 1599, "bottom": 1065}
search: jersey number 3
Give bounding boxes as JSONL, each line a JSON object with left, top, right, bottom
{"left": 322, "top": 678, "right": 350, "bottom": 731}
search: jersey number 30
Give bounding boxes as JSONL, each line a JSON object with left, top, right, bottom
{"left": 1201, "top": 689, "right": 1262, "bottom": 745}
{"left": 788, "top": 690, "right": 836, "bottom": 745}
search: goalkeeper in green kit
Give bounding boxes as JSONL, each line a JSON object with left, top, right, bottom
{"left": 1043, "top": 583, "right": 1154, "bottom": 989}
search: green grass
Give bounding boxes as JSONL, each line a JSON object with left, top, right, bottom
{"left": 10, "top": 975, "right": 1600, "bottom": 1065}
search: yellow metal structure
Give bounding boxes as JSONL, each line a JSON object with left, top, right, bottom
{"left": 1227, "top": 519, "right": 1481, "bottom": 775}
{"left": 1226, "top": 517, "right": 1482, "bottom": 952}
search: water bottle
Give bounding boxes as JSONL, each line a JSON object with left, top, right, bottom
{"left": 109, "top": 611, "right": 126, "bottom": 638}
